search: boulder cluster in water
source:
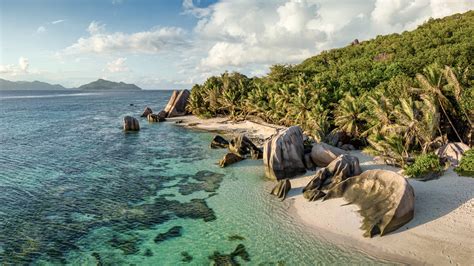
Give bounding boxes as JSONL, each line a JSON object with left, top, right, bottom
{"left": 123, "top": 89, "right": 190, "bottom": 131}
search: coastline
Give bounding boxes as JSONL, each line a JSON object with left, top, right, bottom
{"left": 171, "top": 115, "right": 474, "bottom": 265}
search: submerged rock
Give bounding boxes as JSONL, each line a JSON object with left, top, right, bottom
{"left": 141, "top": 107, "right": 153, "bottom": 117}
{"left": 163, "top": 90, "right": 190, "bottom": 118}
{"left": 211, "top": 135, "right": 229, "bottom": 149}
{"left": 263, "top": 126, "right": 306, "bottom": 180}
{"left": 436, "top": 142, "right": 470, "bottom": 166}
{"left": 219, "top": 152, "right": 244, "bottom": 168}
{"left": 154, "top": 226, "right": 183, "bottom": 243}
{"left": 123, "top": 116, "right": 140, "bottom": 131}
{"left": 181, "top": 251, "right": 193, "bottom": 263}
{"left": 228, "top": 135, "right": 262, "bottom": 159}
{"left": 324, "top": 169, "right": 415, "bottom": 237}
{"left": 209, "top": 244, "right": 250, "bottom": 265}
{"left": 303, "top": 155, "right": 361, "bottom": 201}
{"left": 270, "top": 179, "right": 291, "bottom": 200}
{"left": 310, "top": 142, "right": 345, "bottom": 167}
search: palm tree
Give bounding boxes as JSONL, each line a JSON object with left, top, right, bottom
{"left": 414, "top": 65, "right": 463, "bottom": 142}
{"left": 334, "top": 94, "right": 366, "bottom": 139}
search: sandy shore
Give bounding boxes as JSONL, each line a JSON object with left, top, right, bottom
{"left": 172, "top": 115, "right": 474, "bottom": 265}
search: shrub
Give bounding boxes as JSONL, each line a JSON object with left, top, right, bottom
{"left": 404, "top": 153, "right": 443, "bottom": 178}
{"left": 455, "top": 149, "right": 474, "bottom": 177}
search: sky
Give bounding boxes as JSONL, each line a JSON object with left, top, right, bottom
{"left": 0, "top": 0, "right": 473, "bottom": 89}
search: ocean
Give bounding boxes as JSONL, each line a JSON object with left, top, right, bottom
{"left": 0, "top": 90, "right": 389, "bottom": 265}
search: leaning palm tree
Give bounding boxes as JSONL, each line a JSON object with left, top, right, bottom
{"left": 414, "top": 66, "right": 463, "bottom": 142}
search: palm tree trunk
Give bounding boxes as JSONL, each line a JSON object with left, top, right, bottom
{"left": 438, "top": 98, "right": 463, "bottom": 142}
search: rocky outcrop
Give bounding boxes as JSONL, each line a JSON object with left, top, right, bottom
{"left": 211, "top": 135, "right": 229, "bottom": 149}
{"left": 323, "top": 169, "right": 415, "bottom": 237}
{"left": 123, "top": 116, "right": 140, "bottom": 131}
{"left": 310, "top": 142, "right": 346, "bottom": 167}
{"left": 263, "top": 126, "right": 306, "bottom": 180}
{"left": 163, "top": 90, "right": 190, "bottom": 118}
{"left": 147, "top": 113, "right": 165, "bottom": 122}
{"left": 141, "top": 107, "right": 153, "bottom": 117}
{"left": 436, "top": 142, "right": 470, "bottom": 166}
{"left": 303, "top": 155, "right": 361, "bottom": 201}
{"left": 229, "top": 135, "right": 262, "bottom": 159}
{"left": 270, "top": 179, "right": 291, "bottom": 200}
{"left": 219, "top": 153, "right": 244, "bottom": 168}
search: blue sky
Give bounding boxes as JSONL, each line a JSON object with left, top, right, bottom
{"left": 0, "top": 0, "right": 472, "bottom": 89}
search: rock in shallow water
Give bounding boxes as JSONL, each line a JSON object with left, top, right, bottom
{"left": 270, "top": 179, "right": 291, "bottom": 200}
{"left": 323, "top": 169, "right": 415, "bottom": 237}
{"left": 263, "top": 126, "right": 306, "bottom": 180}
{"left": 147, "top": 113, "right": 166, "bottom": 122}
{"left": 123, "top": 116, "right": 140, "bottom": 131}
{"left": 211, "top": 135, "right": 229, "bottom": 149}
{"left": 154, "top": 226, "right": 183, "bottom": 243}
{"left": 141, "top": 107, "right": 153, "bottom": 117}
{"left": 219, "top": 152, "right": 244, "bottom": 168}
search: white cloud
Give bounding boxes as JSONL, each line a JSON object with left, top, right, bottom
{"left": 51, "top": 19, "right": 65, "bottom": 24}
{"left": 182, "top": 0, "right": 211, "bottom": 18}
{"left": 36, "top": 26, "right": 46, "bottom": 33}
{"left": 18, "top": 57, "right": 29, "bottom": 72}
{"left": 63, "top": 21, "right": 187, "bottom": 54}
{"left": 193, "top": 0, "right": 474, "bottom": 70}
{"left": 106, "top": 57, "right": 129, "bottom": 72}
{"left": 0, "top": 57, "right": 30, "bottom": 76}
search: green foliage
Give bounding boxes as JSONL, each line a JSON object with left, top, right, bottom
{"left": 404, "top": 153, "right": 444, "bottom": 178}
{"left": 188, "top": 11, "right": 474, "bottom": 163}
{"left": 455, "top": 149, "right": 474, "bottom": 177}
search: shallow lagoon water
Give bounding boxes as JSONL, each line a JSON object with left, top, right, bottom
{"left": 0, "top": 90, "right": 391, "bottom": 265}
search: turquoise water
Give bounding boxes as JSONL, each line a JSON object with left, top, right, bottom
{"left": 0, "top": 90, "right": 389, "bottom": 265}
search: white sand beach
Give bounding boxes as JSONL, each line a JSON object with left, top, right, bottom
{"left": 172, "top": 115, "right": 474, "bottom": 265}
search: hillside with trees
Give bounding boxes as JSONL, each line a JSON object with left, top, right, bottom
{"left": 187, "top": 11, "right": 473, "bottom": 167}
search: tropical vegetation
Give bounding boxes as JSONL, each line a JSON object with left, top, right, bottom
{"left": 404, "top": 153, "right": 444, "bottom": 179}
{"left": 455, "top": 150, "right": 474, "bottom": 177}
{"left": 187, "top": 11, "right": 474, "bottom": 167}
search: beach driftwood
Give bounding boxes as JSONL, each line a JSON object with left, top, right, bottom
{"left": 323, "top": 169, "right": 415, "bottom": 237}
{"left": 270, "top": 179, "right": 291, "bottom": 200}
{"left": 123, "top": 116, "right": 140, "bottom": 131}
{"left": 436, "top": 142, "right": 470, "bottom": 166}
{"left": 263, "top": 126, "right": 306, "bottom": 180}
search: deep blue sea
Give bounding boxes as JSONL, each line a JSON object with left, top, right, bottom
{"left": 0, "top": 90, "right": 389, "bottom": 265}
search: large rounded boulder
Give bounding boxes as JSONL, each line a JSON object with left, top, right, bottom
{"left": 310, "top": 142, "right": 346, "bottom": 167}
{"left": 123, "top": 116, "right": 140, "bottom": 131}
{"left": 436, "top": 142, "right": 470, "bottom": 166}
{"left": 263, "top": 126, "right": 306, "bottom": 180}
{"left": 323, "top": 169, "right": 415, "bottom": 237}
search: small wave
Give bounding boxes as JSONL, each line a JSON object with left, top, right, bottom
{"left": 0, "top": 92, "right": 102, "bottom": 100}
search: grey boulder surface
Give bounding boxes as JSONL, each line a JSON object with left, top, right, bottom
{"left": 228, "top": 135, "right": 262, "bottom": 159}
{"left": 123, "top": 116, "right": 140, "bottom": 131}
{"left": 303, "top": 154, "right": 361, "bottom": 201}
{"left": 141, "top": 107, "right": 153, "bottom": 117}
{"left": 310, "top": 142, "right": 346, "bottom": 167}
{"left": 323, "top": 169, "right": 415, "bottom": 237}
{"left": 270, "top": 179, "right": 291, "bottom": 200}
{"left": 263, "top": 126, "right": 306, "bottom": 180}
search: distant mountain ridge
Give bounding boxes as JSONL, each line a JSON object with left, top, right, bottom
{"left": 0, "top": 78, "right": 67, "bottom": 90}
{"left": 0, "top": 78, "right": 142, "bottom": 91}
{"left": 78, "top": 79, "right": 141, "bottom": 91}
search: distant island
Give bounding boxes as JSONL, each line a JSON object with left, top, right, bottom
{"left": 0, "top": 78, "right": 142, "bottom": 91}
{"left": 78, "top": 79, "right": 142, "bottom": 91}
{"left": 0, "top": 78, "right": 67, "bottom": 90}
